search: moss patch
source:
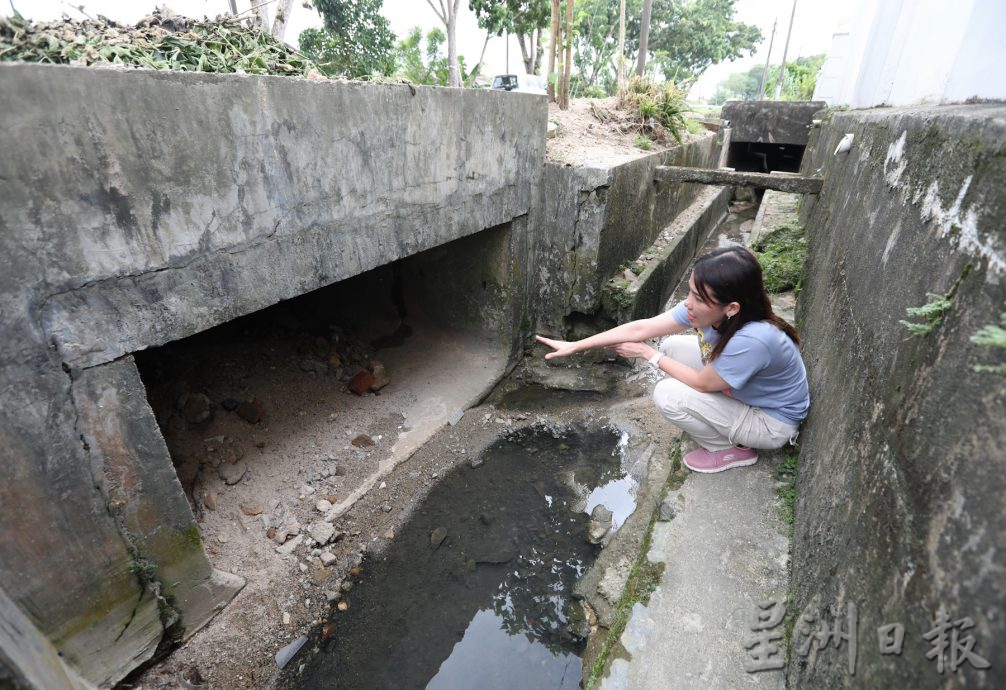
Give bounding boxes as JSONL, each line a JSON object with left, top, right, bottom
{"left": 774, "top": 448, "right": 799, "bottom": 538}
{"left": 753, "top": 224, "right": 807, "bottom": 293}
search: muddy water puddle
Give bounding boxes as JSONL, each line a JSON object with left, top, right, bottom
{"left": 284, "top": 424, "right": 637, "bottom": 689}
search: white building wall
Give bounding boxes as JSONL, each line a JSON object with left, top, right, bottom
{"left": 814, "top": 0, "right": 1006, "bottom": 107}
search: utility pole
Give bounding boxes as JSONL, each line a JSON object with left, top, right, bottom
{"left": 774, "top": 0, "right": 797, "bottom": 100}
{"left": 757, "top": 18, "right": 776, "bottom": 100}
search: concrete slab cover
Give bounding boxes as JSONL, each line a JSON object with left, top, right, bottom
{"left": 722, "top": 101, "right": 826, "bottom": 145}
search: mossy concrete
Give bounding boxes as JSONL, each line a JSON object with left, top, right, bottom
{"left": 792, "top": 104, "right": 1006, "bottom": 688}
{"left": 530, "top": 133, "right": 721, "bottom": 337}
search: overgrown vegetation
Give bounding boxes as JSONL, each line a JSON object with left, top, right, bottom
{"left": 899, "top": 292, "right": 952, "bottom": 336}
{"left": 774, "top": 448, "right": 798, "bottom": 538}
{"left": 971, "top": 313, "right": 1006, "bottom": 373}
{"left": 633, "top": 134, "right": 653, "bottom": 150}
{"left": 712, "top": 53, "right": 826, "bottom": 104}
{"left": 753, "top": 224, "right": 807, "bottom": 293}
{"left": 0, "top": 12, "right": 317, "bottom": 76}
{"left": 619, "top": 75, "right": 689, "bottom": 144}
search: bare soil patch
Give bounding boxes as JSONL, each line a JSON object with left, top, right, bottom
{"left": 545, "top": 97, "right": 709, "bottom": 167}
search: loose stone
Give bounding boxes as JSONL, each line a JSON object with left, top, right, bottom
{"left": 275, "top": 636, "right": 308, "bottom": 670}
{"left": 236, "top": 398, "right": 264, "bottom": 424}
{"left": 351, "top": 434, "right": 375, "bottom": 448}
{"left": 588, "top": 504, "right": 614, "bottom": 544}
{"left": 240, "top": 502, "right": 264, "bottom": 516}
{"left": 309, "top": 522, "right": 336, "bottom": 546}
{"left": 430, "top": 527, "right": 448, "bottom": 549}
{"left": 218, "top": 460, "right": 248, "bottom": 485}
{"left": 347, "top": 371, "right": 374, "bottom": 395}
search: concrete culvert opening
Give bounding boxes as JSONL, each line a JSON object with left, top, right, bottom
{"left": 132, "top": 223, "right": 515, "bottom": 597}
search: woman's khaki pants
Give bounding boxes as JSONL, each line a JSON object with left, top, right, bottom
{"left": 651, "top": 335, "right": 799, "bottom": 452}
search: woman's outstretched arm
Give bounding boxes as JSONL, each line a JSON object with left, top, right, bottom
{"left": 535, "top": 310, "right": 687, "bottom": 359}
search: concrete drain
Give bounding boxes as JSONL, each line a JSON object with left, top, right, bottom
{"left": 282, "top": 423, "right": 637, "bottom": 689}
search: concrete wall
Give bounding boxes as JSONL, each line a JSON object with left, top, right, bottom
{"left": 814, "top": 0, "right": 1006, "bottom": 107}
{"left": 0, "top": 63, "right": 545, "bottom": 686}
{"left": 530, "top": 133, "right": 721, "bottom": 336}
{"left": 792, "top": 104, "right": 1005, "bottom": 687}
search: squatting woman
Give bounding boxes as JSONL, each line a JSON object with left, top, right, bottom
{"left": 536, "top": 245, "right": 808, "bottom": 473}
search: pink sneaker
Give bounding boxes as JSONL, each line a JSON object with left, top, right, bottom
{"left": 683, "top": 446, "right": 759, "bottom": 473}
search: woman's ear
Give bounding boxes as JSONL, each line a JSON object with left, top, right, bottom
{"left": 726, "top": 301, "right": 741, "bottom": 318}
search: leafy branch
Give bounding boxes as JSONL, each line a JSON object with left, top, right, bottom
{"left": 971, "top": 313, "right": 1006, "bottom": 374}
{"left": 899, "top": 293, "right": 952, "bottom": 336}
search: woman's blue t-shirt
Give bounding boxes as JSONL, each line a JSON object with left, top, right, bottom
{"left": 670, "top": 301, "right": 810, "bottom": 425}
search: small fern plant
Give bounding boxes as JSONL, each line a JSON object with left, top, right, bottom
{"left": 899, "top": 292, "right": 951, "bottom": 336}
{"left": 971, "top": 313, "right": 1006, "bottom": 374}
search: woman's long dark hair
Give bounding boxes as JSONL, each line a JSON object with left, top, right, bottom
{"left": 691, "top": 245, "right": 799, "bottom": 360}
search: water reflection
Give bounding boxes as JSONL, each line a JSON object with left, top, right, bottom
{"left": 427, "top": 609, "right": 580, "bottom": 690}
{"left": 285, "top": 424, "right": 632, "bottom": 689}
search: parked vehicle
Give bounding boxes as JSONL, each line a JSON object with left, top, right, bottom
{"left": 491, "top": 73, "right": 547, "bottom": 95}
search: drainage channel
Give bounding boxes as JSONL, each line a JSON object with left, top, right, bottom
{"left": 279, "top": 422, "right": 637, "bottom": 689}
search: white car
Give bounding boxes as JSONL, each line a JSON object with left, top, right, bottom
{"left": 491, "top": 73, "right": 547, "bottom": 95}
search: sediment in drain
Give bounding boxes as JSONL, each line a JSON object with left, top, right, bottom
{"left": 284, "top": 423, "right": 635, "bottom": 690}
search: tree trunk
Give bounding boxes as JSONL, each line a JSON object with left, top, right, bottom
{"left": 251, "top": 0, "right": 270, "bottom": 32}
{"left": 516, "top": 33, "right": 532, "bottom": 74}
{"left": 561, "top": 0, "right": 573, "bottom": 108}
{"left": 271, "top": 0, "right": 294, "bottom": 42}
{"left": 228, "top": 0, "right": 238, "bottom": 15}
{"left": 616, "top": 0, "right": 626, "bottom": 93}
{"left": 635, "top": 0, "right": 652, "bottom": 77}
{"left": 426, "top": 0, "right": 462, "bottom": 87}
{"left": 548, "top": 0, "right": 560, "bottom": 101}
{"left": 534, "top": 29, "right": 544, "bottom": 75}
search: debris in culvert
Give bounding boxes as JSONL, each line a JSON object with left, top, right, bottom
{"left": 236, "top": 398, "right": 264, "bottom": 424}
{"left": 217, "top": 460, "right": 247, "bottom": 485}
{"left": 275, "top": 636, "right": 309, "bottom": 670}
{"left": 430, "top": 526, "right": 448, "bottom": 549}
{"left": 347, "top": 371, "right": 375, "bottom": 395}
{"left": 351, "top": 434, "right": 374, "bottom": 448}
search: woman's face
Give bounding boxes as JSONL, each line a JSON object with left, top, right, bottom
{"left": 684, "top": 274, "right": 736, "bottom": 329}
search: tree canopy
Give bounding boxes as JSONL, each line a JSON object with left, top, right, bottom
{"left": 305, "top": 0, "right": 396, "bottom": 78}
{"left": 647, "top": 0, "right": 761, "bottom": 84}
{"left": 569, "top": 0, "right": 760, "bottom": 97}
{"left": 394, "top": 25, "right": 473, "bottom": 86}
{"left": 712, "top": 54, "right": 825, "bottom": 104}
{"left": 469, "top": 0, "right": 551, "bottom": 74}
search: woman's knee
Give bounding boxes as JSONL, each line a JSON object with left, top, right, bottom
{"left": 652, "top": 378, "right": 691, "bottom": 418}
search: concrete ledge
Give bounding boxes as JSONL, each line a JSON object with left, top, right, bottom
{"left": 601, "top": 185, "right": 732, "bottom": 323}
{"left": 654, "top": 166, "right": 823, "bottom": 194}
{"left": 749, "top": 190, "right": 802, "bottom": 247}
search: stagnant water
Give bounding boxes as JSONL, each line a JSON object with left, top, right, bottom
{"left": 284, "top": 424, "right": 637, "bottom": 689}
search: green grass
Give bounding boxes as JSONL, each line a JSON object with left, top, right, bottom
{"left": 753, "top": 224, "right": 807, "bottom": 293}
{"left": 774, "top": 448, "right": 798, "bottom": 538}
{"left": 634, "top": 134, "right": 653, "bottom": 150}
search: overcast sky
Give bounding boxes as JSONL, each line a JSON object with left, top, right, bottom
{"left": 2, "top": 0, "right": 850, "bottom": 98}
